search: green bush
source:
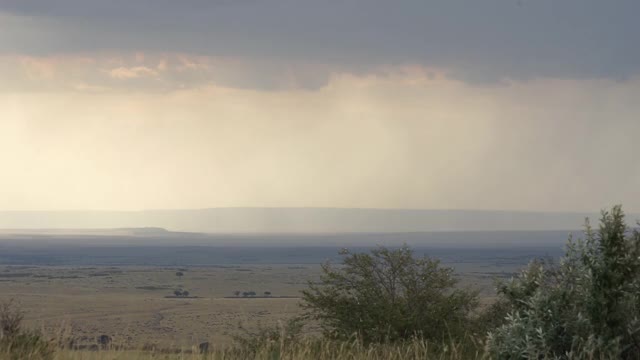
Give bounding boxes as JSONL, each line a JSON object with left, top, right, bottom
{"left": 301, "top": 246, "right": 479, "bottom": 344}
{"left": 0, "top": 300, "right": 54, "bottom": 360}
{"left": 487, "top": 206, "right": 640, "bottom": 359}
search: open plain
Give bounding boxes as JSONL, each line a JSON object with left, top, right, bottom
{"left": 0, "top": 229, "right": 570, "bottom": 350}
{"left": 0, "top": 264, "right": 315, "bottom": 349}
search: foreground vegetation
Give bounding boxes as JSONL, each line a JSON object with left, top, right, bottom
{"left": 2, "top": 206, "right": 639, "bottom": 359}
{"left": 50, "top": 339, "right": 483, "bottom": 360}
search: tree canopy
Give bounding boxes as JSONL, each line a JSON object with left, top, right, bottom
{"left": 301, "top": 246, "right": 478, "bottom": 343}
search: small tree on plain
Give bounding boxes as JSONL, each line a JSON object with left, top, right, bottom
{"left": 264, "top": 291, "right": 271, "bottom": 297}
{"left": 233, "top": 290, "right": 241, "bottom": 297}
{"left": 301, "top": 245, "right": 478, "bottom": 344}
{"left": 182, "top": 291, "right": 190, "bottom": 297}
{"left": 175, "top": 271, "right": 184, "bottom": 277}
{"left": 173, "top": 290, "right": 183, "bottom": 297}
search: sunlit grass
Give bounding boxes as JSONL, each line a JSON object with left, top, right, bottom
{"left": 52, "top": 338, "right": 485, "bottom": 360}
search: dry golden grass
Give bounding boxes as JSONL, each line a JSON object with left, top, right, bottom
{"left": 50, "top": 338, "right": 486, "bottom": 360}
{"left": 0, "top": 265, "right": 318, "bottom": 348}
{"left": 0, "top": 264, "right": 497, "bottom": 351}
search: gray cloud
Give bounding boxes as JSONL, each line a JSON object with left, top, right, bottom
{"left": 0, "top": 53, "right": 336, "bottom": 92}
{"left": 1, "top": 0, "right": 639, "bottom": 85}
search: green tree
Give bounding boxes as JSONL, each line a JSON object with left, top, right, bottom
{"left": 301, "top": 246, "right": 478, "bottom": 344}
{"left": 487, "top": 206, "right": 640, "bottom": 359}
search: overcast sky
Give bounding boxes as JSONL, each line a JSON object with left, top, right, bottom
{"left": 1, "top": 1, "right": 639, "bottom": 212}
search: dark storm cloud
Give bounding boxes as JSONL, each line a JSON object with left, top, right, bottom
{"left": 1, "top": 0, "right": 639, "bottom": 83}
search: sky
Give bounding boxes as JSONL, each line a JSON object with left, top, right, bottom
{"left": 1, "top": 0, "right": 639, "bottom": 213}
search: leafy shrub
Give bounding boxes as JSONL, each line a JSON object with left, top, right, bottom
{"left": 301, "top": 246, "right": 479, "bottom": 344}
{"left": 0, "top": 300, "right": 54, "bottom": 360}
{"left": 487, "top": 206, "right": 640, "bottom": 359}
{"left": 0, "top": 300, "right": 22, "bottom": 338}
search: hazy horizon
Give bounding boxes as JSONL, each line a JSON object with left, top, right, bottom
{"left": 2, "top": 207, "right": 636, "bottom": 234}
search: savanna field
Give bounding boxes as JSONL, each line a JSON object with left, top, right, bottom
{"left": 2, "top": 207, "right": 640, "bottom": 359}
{"left": 0, "top": 254, "right": 509, "bottom": 349}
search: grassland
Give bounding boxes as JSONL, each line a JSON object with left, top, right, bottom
{"left": 0, "top": 232, "right": 564, "bottom": 356}
{"left": 0, "top": 263, "right": 515, "bottom": 352}
{"left": 47, "top": 339, "right": 485, "bottom": 360}
{"left": 0, "top": 265, "right": 317, "bottom": 349}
